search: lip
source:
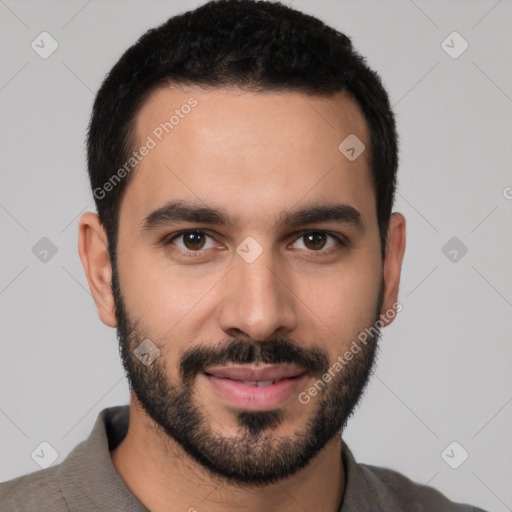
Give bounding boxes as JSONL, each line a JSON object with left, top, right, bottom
{"left": 205, "top": 364, "right": 305, "bottom": 382}
{"left": 203, "top": 365, "right": 307, "bottom": 411}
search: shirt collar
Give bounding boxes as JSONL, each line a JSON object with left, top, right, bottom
{"left": 56, "top": 405, "right": 387, "bottom": 511}
{"left": 341, "top": 441, "right": 405, "bottom": 511}
{"left": 56, "top": 406, "right": 148, "bottom": 511}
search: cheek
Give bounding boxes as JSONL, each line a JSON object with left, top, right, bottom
{"left": 300, "top": 255, "right": 382, "bottom": 355}
{"left": 116, "top": 245, "right": 221, "bottom": 344}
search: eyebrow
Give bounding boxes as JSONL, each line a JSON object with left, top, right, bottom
{"left": 139, "top": 199, "right": 362, "bottom": 234}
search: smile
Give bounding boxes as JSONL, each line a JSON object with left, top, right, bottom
{"left": 202, "top": 365, "right": 307, "bottom": 411}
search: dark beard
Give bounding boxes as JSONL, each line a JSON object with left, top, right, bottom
{"left": 111, "top": 257, "right": 382, "bottom": 486}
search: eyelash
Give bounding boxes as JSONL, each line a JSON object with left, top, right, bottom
{"left": 163, "top": 230, "right": 348, "bottom": 257}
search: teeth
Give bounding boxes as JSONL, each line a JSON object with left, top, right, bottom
{"left": 256, "top": 380, "right": 274, "bottom": 387}
{"left": 239, "top": 380, "right": 280, "bottom": 386}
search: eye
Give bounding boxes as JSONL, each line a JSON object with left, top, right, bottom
{"left": 291, "top": 231, "right": 345, "bottom": 252}
{"left": 163, "top": 230, "right": 347, "bottom": 258}
{"left": 166, "top": 230, "right": 216, "bottom": 253}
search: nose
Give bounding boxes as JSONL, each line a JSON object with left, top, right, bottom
{"left": 218, "top": 245, "right": 298, "bottom": 342}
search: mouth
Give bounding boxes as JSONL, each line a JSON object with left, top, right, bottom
{"left": 202, "top": 364, "right": 308, "bottom": 411}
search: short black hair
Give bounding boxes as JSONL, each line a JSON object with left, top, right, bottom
{"left": 86, "top": 0, "right": 399, "bottom": 261}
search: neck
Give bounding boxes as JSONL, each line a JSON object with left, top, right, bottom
{"left": 111, "top": 399, "right": 346, "bottom": 512}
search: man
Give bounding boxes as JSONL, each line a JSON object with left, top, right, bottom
{"left": 0, "top": 1, "right": 486, "bottom": 510}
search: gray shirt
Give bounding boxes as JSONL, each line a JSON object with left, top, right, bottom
{"left": 0, "top": 405, "right": 486, "bottom": 511}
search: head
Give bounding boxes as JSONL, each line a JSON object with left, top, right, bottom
{"left": 79, "top": 0, "right": 405, "bottom": 486}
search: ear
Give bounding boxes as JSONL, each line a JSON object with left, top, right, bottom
{"left": 380, "top": 212, "right": 406, "bottom": 326}
{"left": 78, "top": 212, "right": 117, "bottom": 327}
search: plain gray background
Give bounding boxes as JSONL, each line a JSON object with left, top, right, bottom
{"left": 1, "top": 1, "right": 511, "bottom": 510}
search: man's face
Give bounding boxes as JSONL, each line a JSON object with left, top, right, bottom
{"left": 112, "top": 86, "right": 385, "bottom": 484}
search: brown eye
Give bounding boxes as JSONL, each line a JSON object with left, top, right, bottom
{"left": 182, "top": 231, "right": 206, "bottom": 250}
{"left": 303, "top": 232, "right": 327, "bottom": 250}
{"left": 167, "top": 231, "right": 216, "bottom": 253}
{"left": 291, "top": 231, "right": 344, "bottom": 252}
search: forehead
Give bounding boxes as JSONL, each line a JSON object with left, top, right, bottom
{"left": 120, "top": 85, "right": 375, "bottom": 233}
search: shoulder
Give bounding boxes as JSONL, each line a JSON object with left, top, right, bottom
{"left": 0, "top": 466, "right": 68, "bottom": 512}
{"left": 359, "top": 462, "right": 487, "bottom": 512}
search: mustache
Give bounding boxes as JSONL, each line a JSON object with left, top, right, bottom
{"left": 180, "top": 338, "right": 330, "bottom": 384}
